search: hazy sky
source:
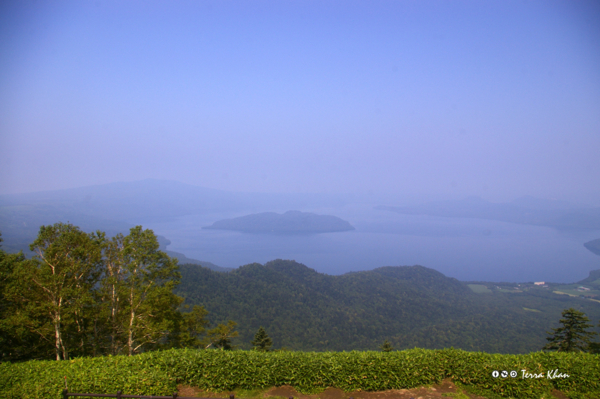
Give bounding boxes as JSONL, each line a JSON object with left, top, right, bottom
{"left": 1, "top": 0, "right": 599, "bottom": 202}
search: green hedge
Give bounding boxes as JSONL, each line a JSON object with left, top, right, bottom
{"left": 1, "top": 349, "right": 598, "bottom": 399}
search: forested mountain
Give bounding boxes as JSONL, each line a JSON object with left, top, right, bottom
{"left": 177, "top": 260, "right": 600, "bottom": 354}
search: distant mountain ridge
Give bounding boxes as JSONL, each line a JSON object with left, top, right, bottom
{"left": 376, "top": 196, "right": 600, "bottom": 230}
{"left": 0, "top": 179, "right": 348, "bottom": 258}
{"left": 164, "top": 250, "right": 232, "bottom": 272}
{"left": 203, "top": 210, "right": 355, "bottom": 234}
{"left": 0, "top": 179, "right": 350, "bottom": 223}
{"left": 156, "top": 236, "right": 231, "bottom": 272}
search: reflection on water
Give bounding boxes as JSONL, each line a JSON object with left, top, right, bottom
{"left": 143, "top": 205, "right": 600, "bottom": 283}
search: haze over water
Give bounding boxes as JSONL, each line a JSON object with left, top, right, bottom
{"left": 144, "top": 204, "right": 600, "bottom": 283}
{"left": 1, "top": 1, "right": 599, "bottom": 285}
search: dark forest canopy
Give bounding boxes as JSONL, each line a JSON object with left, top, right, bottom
{"left": 203, "top": 210, "right": 355, "bottom": 234}
{"left": 176, "top": 260, "right": 600, "bottom": 354}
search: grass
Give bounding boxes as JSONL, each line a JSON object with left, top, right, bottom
{"left": 588, "top": 278, "right": 600, "bottom": 287}
{"left": 553, "top": 291, "right": 578, "bottom": 297}
{"left": 467, "top": 284, "right": 492, "bottom": 294}
{"left": 2, "top": 348, "right": 599, "bottom": 399}
{"left": 497, "top": 288, "right": 522, "bottom": 293}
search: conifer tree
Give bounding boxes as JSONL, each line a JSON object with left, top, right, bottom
{"left": 207, "top": 320, "right": 238, "bottom": 350}
{"left": 173, "top": 305, "right": 210, "bottom": 349}
{"left": 543, "top": 308, "right": 597, "bottom": 352}
{"left": 251, "top": 326, "right": 273, "bottom": 351}
{"left": 380, "top": 339, "right": 394, "bottom": 352}
{"left": 589, "top": 320, "right": 600, "bottom": 354}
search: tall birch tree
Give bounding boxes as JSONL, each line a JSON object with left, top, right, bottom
{"left": 120, "top": 226, "right": 181, "bottom": 355}
{"left": 96, "top": 232, "right": 128, "bottom": 355}
{"left": 8, "top": 223, "right": 102, "bottom": 360}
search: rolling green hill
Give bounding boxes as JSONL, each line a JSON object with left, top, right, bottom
{"left": 177, "top": 260, "right": 600, "bottom": 354}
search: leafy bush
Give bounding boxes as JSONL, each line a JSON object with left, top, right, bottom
{"left": 1, "top": 348, "right": 598, "bottom": 399}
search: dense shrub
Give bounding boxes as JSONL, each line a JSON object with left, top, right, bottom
{"left": 1, "top": 348, "right": 598, "bottom": 399}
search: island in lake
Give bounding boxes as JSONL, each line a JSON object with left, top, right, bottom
{"left": 203, "top": 210, "right": 355, "bottom": 234}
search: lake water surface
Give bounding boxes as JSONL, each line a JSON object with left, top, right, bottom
{"left": 143, "top": 204, "right": 600, "bottom": 283}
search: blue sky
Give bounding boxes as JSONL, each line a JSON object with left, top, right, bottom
{"left": 1, "top": 0, "right": 599, "bottom": 202}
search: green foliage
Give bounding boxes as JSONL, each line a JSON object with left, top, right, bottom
{"left": 1, "top": 348, "right": 599, "bottom": 399}
{"left": 176, "top": 260, "right": 600, "bottom": 353}
{"left": 0, "top": 244, "right": 48, "bottom": 361}
{"left": 172, "top": 305, "right": 211, "bottom": 349}
{"left": 380, "top": 340, "right": 393, "bottom": 352}
{"left": 585, "top": 320, "right": 600, "bottom": 354}
{"left": 4, "top": 223, "right": 104, "bottom": 360}
{"left": 0, "top": 352, "right": 177, "bottom": 398}
{"left": 467, "top": 284, "right": 492, "bottom": 294}
{"left": 251, "top": 327, "right": 273, "bottom": 352}
{"left": 117, "top": 226, "right": 182, "bottom": 355}
{"left": 177, "top": 261, "right": 480, "bottom": 351}
{"left": 208, "top": 320, "right": 239, "bottom": 350}
{"left": 543, "top": 308, "right": 597, "bottom": 352}
{"left": 0, "top": 224, "right": 206, "bottom": 361}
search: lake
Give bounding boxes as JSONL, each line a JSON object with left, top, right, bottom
{"left": 143, "top": 204, "right": 600, "bottom": 283}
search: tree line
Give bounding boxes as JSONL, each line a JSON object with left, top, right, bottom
{"left": 377, "top": 307, "right": 600, "bottom": 354}
{"left": 1, "top": 223, "right": 598, "bottom": 361}
{"left": 0, "top": 224, "right": 247, "bottom": 362}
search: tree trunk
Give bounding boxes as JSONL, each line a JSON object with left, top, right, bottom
{"left": 54, "top": 316, "right": 61, "bottom": 361}
{"left": 111, "top": 283, "right": 118, "bottom": 355}
{"left": 128, "top": 287, "right": 135, "bottom": 356}
{"left": 60, "top": 332, "right": 67, "bottom": 360}
{"left": 54, "top": 298, "right": 66, "bottom": 360}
